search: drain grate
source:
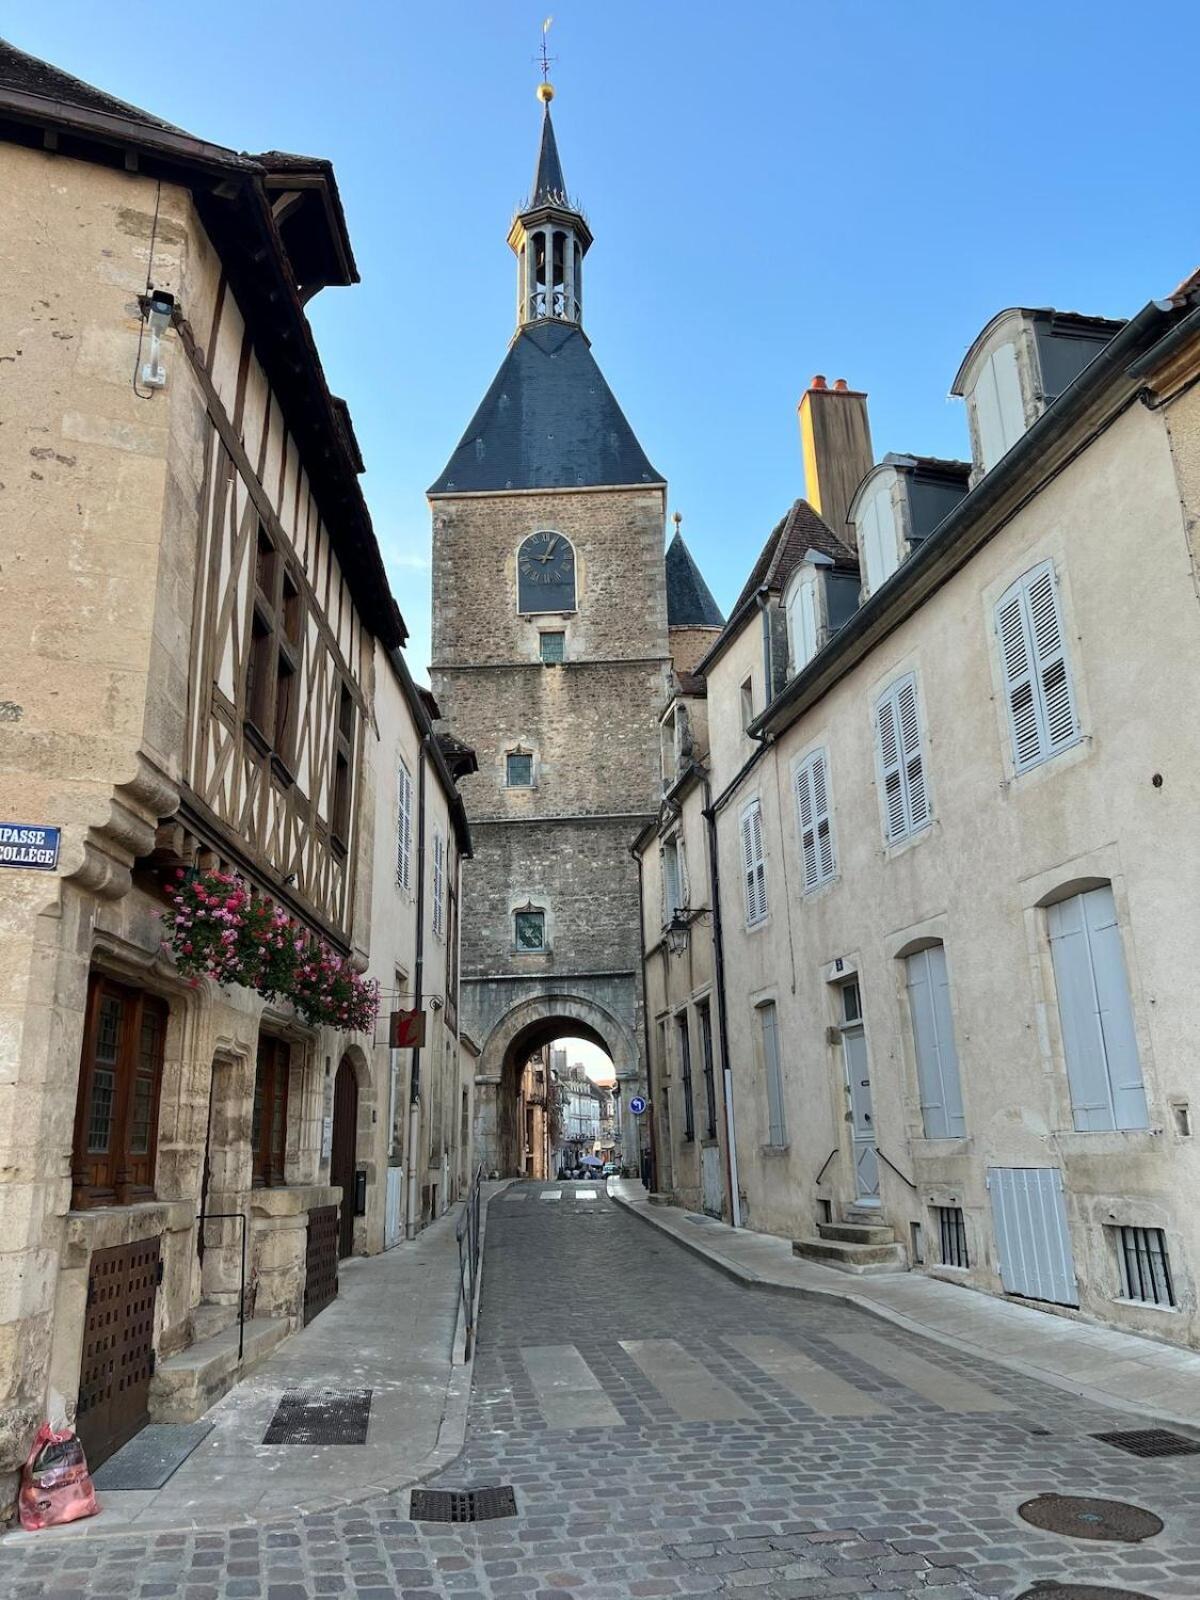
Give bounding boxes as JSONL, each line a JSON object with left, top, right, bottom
{"left": 1016, "top": 1586, "right": 1158, "bottom": 1600}
{"left": 262, "top": 1387, "right": 372, "bottom": 1445}
{"left": 410, "top": 1486, "right": 518, "bottom": 1523}
{"left": 1018, "top": 1493, "right": 1163, "bottom": 1543}
{"left": 1093, "top": 1426, "right": 1200, "bottom": 1458}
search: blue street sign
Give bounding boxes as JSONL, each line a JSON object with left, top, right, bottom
{"left": 629, "top": 1095, "right": 648, "bottom": 1116}
{"left": 0, "top": 823, "right": 60, "bottom": 871}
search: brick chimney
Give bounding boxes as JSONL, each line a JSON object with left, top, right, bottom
{"left": 797, "top": 375, "right": 873, "bottom": 549}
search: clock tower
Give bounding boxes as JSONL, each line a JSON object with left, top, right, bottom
{"left": 428, "top": 82, "right": 670, "bottom": 1173}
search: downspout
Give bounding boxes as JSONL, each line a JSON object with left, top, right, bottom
{"left": 631, "top": 841, "right": 657, "bottom": 1192}
{"left": 756, "top": 587, "right": 774, "bottom": 707}
{"left": 405, "top": 736, "right": 429, "bottom": 1239}
{"left": 703, "top": 777, "right": 742, "bottom": 1228}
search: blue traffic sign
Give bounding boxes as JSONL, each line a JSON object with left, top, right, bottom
{"left": 629, "top": 1095, "right": 648, "bottom": 1116}
{"left": 0, "top": 823, "right": 60, "bottom": 871}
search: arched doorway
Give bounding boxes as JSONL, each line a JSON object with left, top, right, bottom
{"left": 331, "top": 1055, "right": 358, "bottom": 1258}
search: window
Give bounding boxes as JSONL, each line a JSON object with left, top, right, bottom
{"left": 72, "top": 976, "right": 167, "bottom": 1208}
{"left": 972, "top": 342, "right": 1025, "bottom": 471}
{"left": 740, "top": 676, "right": 754, "bottom": 730}
{"left": 1047, "top": 884, "right": 1147, "bottom": 1131}
{"left": 793, "top": 749, "right": 835, "bottom": 891}
{"left": 785, "top": 571, "right": 820, "bottom": 675}
{"left": 252, "top": 1035, "right": 290, "bottom": 1187}
{"left": 244, "top": 524, "right": 302, "bottom": 765}
{"left": 514, "top": 907, "right": 546, "bottom": 951}
{"left": 841, "top": 978, "right": 862, "bottom": 1024}
{"left": 759, "top": 1001, "right": 787, "bottom": 1147}
{"left": 662, "top": 835, "right": 688, "bottom": 922}
{"left": 856, "top": 479, "right": 900, "bottom": 596}
{"left": 539, "top": 631, "right": 566, "bottom": 664}
{"left": 395, "top": 760, "right": 413, "bottom": 891}
{"left": 995, "top": 561, "right": 1079, "bottom": 772}
{"left": 874, "top": 674, "right": 931, "bottom": 844}
{"left": 905, "top": 945, "right": 966, "bottom": 1139}
{"left": 517, "top": 531, "right": 576, "bottom": 614}
{"left": 697, "top": 999, "right": 718, "bottom": 1141}
{"left": 506, "top": 751, "right": 533, "bottom": 788}
{"left": 1114, "top": 1225, "right": 1176, "bottom": 1308}
{"left": 431, "top": 826, "right": 445, "bottom": 939}
{"left": 739, "top": 799, "right": 767, "bottom": 926}
{"left": 330, "top": 683, "right": 354, "bottom": 848}
{"left": 936, "top": 1205, "right": 969, "bottom": 1269}
{"left": 677, "top": 1014, "right": 695, "bottom": 1141}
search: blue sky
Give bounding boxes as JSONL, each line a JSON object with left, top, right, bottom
{"left": 9, "top": 3, "right": 1199, "bottom": 677}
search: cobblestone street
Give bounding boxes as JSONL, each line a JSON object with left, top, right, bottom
{"left": 6, "top": 1183, "right": 1200, "bottom": 1599}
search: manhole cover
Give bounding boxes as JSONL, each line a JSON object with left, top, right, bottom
{"left": 1018, "top": 1493, "right": 1163, "bottom": 1542}
{"left": 1094, "top": 1427, "right": 1200, "bottom": 1458}
{"left": 1016, "top": 1586, "right": 1158, "bottom": 1599}
{"left": 410, "top": 1486, "right": 517, "bottom": 1523}
{"left": 262, "top": 1387, "right": 372, "bottom": 1445}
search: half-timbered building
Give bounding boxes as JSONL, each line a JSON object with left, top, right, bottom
{"left": 0, "top": 41, "right": 470, "bottom": 1497}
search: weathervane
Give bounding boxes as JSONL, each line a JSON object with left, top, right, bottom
{"left": 536, "top": 16, "right": 557, "bottom": 99}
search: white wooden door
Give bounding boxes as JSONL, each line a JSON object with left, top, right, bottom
{"left": 842, "top": 1025, "right": 880, "bottom": 1203}
{"left": 988, "top": 1166, "right": 1079, "bottom": 1305}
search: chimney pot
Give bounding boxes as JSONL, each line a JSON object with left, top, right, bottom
{"left": 833, "top": 378, "right": 849, "bottom": 392}
{"left": 811, "top": 374, "right": 827, "bottom": 390}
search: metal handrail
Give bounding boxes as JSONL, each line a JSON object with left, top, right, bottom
{"left": 814, "top": 1147, "right": 840, "bottom": 1186}
{"left": 196, "top": 1210, "right": 247, "bottom": 1362}
{"left": 876, "top": 1149, "right": 918, "bottom": 1190}
{"left": 455, "top": 1163, "right": 484, "bottom": 1362}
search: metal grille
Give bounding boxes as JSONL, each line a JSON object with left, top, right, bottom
{"left": 263, "top": 1388, "right": 372, "bottom": 1445}
{"left": 410, "top": 1486, "right": 518, "bottom": 1523}
{"left": 77, "top": 1236, "right": 161, "bottom": 1469}
{"left": 936, "top": 1205, "right": 969, "bottom": 1268}
{"left": 303, "top": 1204, "right": 339, "bottom": 1326}
{"left": 1094, "top": 1427, "right": 1200, "bottom": 1458}
{"left": 1114, "top": 1225, "right": 1176, "bottom": 1307}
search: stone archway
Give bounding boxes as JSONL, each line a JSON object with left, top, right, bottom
{"left": 475, "top": 991, "right": 640, "bottom": 1177}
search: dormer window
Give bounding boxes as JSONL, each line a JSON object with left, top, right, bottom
{"left": 853, "top": 472, "right": 901, "bottom": 598}
{"left": 971, "top": 342, "right": 1025, "bottom": 472}
{"left": 784, "top": 569, "right": 820, "bottom": 676}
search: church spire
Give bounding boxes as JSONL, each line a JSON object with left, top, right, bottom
{"left": 508, "top": 81, "right": 592, "bottom": 330}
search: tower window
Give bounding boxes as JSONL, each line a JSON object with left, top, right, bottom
{"left": 514, "top": 908, "right": 546, "bottom": 952}
{"left": 506, "top": 752, "right": 533, "bottom": 788}
{"left": 539, "top": 631, "right": 566, "bottom": 664}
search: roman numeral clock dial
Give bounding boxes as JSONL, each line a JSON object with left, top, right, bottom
{"left": 518, "top": 531, "right": 575, "bottom": 611}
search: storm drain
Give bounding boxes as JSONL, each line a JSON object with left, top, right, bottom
{"left": 1018, "top": 1493, "right": 1163, "bottom": 1542}
{"left": 1016, "top": 1586, "right": 1158, "bottom": 1600}
{"left": 1093, "top": 1426, "right": 1200, "bottom": 1458}
{"left": 410, "top": 1486, "right": 518, "bottom": 1523}
{"left": 262, "top": 1387, "right": 372, "bottom": 1445}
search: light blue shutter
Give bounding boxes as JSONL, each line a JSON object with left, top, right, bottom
{"left": 876, "top": 690, "right": 907, "bottom": 841}
{"left": 396, "top": 762, "right": 413, "bottom": 890}
{"left": 988, "top": 1166, "right": 1079, "bottom": 1305}
{"left": 761, "top": 1002, "right": 786, "bottom": 1146}
{"left": 995, "top": 563, "right": 1078, "bottom": 771}
{"left": 741, "top": 804, "right": 766, "bottom": 925}
{"left": 750, "top": 801, "right": 767, "bottom": 921}
{"left": 795, "top": 752, "right": 835, "bottom": 890}
{"left": 795, "top": 760, "right": 818, "bottom": 890}
{"left": 896, "top": 677, "right": 930, "bottom": 830}
{"left": 1026, "top": 565, "right": 1078, "bottom": 754}
{"left": 876, "top": 676, "right": 930, "bottom": 842}
{"left": 1048, "top": 885, "right": 1147, "bottom": 1132}
{"left": 906, "top": 945, "right": 966, "bottom": 1139}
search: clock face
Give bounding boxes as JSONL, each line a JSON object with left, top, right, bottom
{"left": 518, "top": 531, "right": 576, "bottom": 613}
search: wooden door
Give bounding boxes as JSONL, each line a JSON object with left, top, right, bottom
{"left": 77, "top": 1237, "right": 160, "bottom": 1468}
{"left": 331, "top": 1057, "right": 358, "bottom": 1259}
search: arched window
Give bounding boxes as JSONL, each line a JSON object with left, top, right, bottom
{"left": 854, "top": 474, "right": 901, "bottom": 597}
{"left": 784, "top": 569, "right": 820, "bottom": 676}
{"left": 518, "top": 531, "right": 576, "bottom": 614}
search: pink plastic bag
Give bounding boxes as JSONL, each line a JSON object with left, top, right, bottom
{"left": 18, "top": 1418, "right": 99, "bottom": 1531}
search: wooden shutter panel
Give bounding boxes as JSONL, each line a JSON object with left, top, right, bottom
{"left": 811, "top": 752, "right": 834, "bottom": 882}
{"left": 740, "top": 807, "right": 757, "bottom": 923}
{"left": 996, "top": 583, "right": 1044, "bottom": 768}
{"left": 678, "top": 837, "right": 690, "bottom": 908}
{"left": 1048, "top": 891, "right": 1117, "bottom": 1131}
{"left": 396, "top": 763, "right": 412, "bottom": 891}
{"left": 1082, "top": 885, "right": 1147, "bottom": 1130}
{"left": 1026, "top": 566, "right": 1078, "bottom": 752}
{"left": 795, "top": 761, "right": 818, "bottom": 890}
{"left": 876, "top": 691, "right": 906, "bottom": 841}
{"left": 751, "top": 802, "right": 767, "bottom": 921}
{"left": 906, "top": 946, "right": 966, "bottom": 1139}
{"left": 761, "top": 1003, "right": 786, "bottom": 1145}
{"left": 896, "top": 677, "right": 929, "bottom": 828}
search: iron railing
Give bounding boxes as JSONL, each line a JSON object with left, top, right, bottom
{"left": 455, "top": 1163, "right": 484, "bottom": 1362}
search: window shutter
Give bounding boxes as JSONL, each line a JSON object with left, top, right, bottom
{"left": 760, "top": 1002, "right": 786, "bottom": 1146}
{"left": 741, "top": 801, "right": 766, "bottom": 924}
{"left": 1082, "top": 886, "right": 1147, "bottom": 1131}
{"left": 795, "top": 760, "right": 818, "bottom": 890}
{"left": 432, "top": 828, "right": 445, "bottom": 937}
{"left": 996, "top": 586, "right": 1044, "bottom": 768}
{"left": 794, "top": 751, "right": 834, "bottom": 890}
{"left": 1026, "top": 566, "right": 1078, "bottom": 752}
{"left": 740, "top": 808, "right": 756, "bottom": 922}
{"left": 876, "top": 691, "right": 906, "bottom": 842}
{"left": 750, "top": 801, "right": 767, "bottom": 922}
{"left": 678, "top": 837, "right": 690, "bottom": 908}
{"left": 896, "top": 677, "right": 929, "bottom": 828}
{"left": 996, "top": 562, "right": 1078, "bottom": 772}
{"left": 811, "top": 751, "right": 835, "bottom": 883}
{"left": 396, "top": 763, "right": 413, "bottom": 891}
{"left": 906, "top": 946, "right": 966, "bottom": 1139}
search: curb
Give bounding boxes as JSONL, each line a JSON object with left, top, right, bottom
{"left": 612, "top": 1187, "right": 1200, "bottom": 1435}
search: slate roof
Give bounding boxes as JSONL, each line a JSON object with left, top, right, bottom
{"left": 0, "top": 37, "right": 189, "bottom": 134}
{"left": 429, "top": 321, "right": 664, "bottom": 494}
{"left": 529, "top": 104, "right": 571, "bottom": 209}
{"left": 665, "top": 529, "right": 724, "bottom": 628}
{"left": 727, "top": 498, "right": 857, "bottom": 618}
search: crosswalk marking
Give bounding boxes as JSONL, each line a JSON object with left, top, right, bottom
{"left": 726, "top": 1333, "right": 887, "bottom": 1417}
{"left": 521, "top": 1345, "right": 623, "bottom": 1429}
{"left": 539, "top": 1190, "right": 562, "bottom": 1201}
{"left": 838, "top": 1330, "right": 1011, "bottom": 1412}
{"left": 620, "top": 1338, "right": 750, "bottom": 1422}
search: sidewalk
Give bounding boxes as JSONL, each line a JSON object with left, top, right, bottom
{"left": 7, "top": 1182, "right": 508, "bottom": 1541}
{"left": 611, "top": 1178, "right": 1200, "bottom": 1430}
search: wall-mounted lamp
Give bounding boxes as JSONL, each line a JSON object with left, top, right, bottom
{"left": 139, "top": 288, "right": 176, "bottom": 389}
{"left": 665, "top": 911, "right": 691, "bottom": 957}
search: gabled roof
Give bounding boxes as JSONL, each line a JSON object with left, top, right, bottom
{"left": 666, "top": 530, "right": 724, "bottom": 628}
{"left": 698, "top": 499, "right": 857, "bottom": 676}
{"left": 428, "top": 321, "right": 664, "bottom": 495}
{"left": 0, "top": 37, "right": 188, "bottom": 134}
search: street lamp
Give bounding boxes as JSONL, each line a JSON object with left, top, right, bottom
{"left": 665, "top": 911, "right": 691, "bottom": 957}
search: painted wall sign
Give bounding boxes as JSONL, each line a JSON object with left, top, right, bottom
{"left": 0, "top": 823, "right": 60, "bottom": 871}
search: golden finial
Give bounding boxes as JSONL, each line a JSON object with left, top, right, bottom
{"left": 673, "top": 510, "right": 683, "bottom": 532}
{"left": 537, "top": 17, "right": 555, "bottom": 101}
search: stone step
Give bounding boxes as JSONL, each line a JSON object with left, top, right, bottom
{"left": 150, "top": 1316, "right": 289, "bottom": 1423}
{"left": 817, "top": 1220, "right": 895, "bottom": 1246}
{"left": 191, "top": 1300, "right": 238, "bottom": 1342}
{"left": 792, "top": 1236, "right": 908, "bottom": 1275}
